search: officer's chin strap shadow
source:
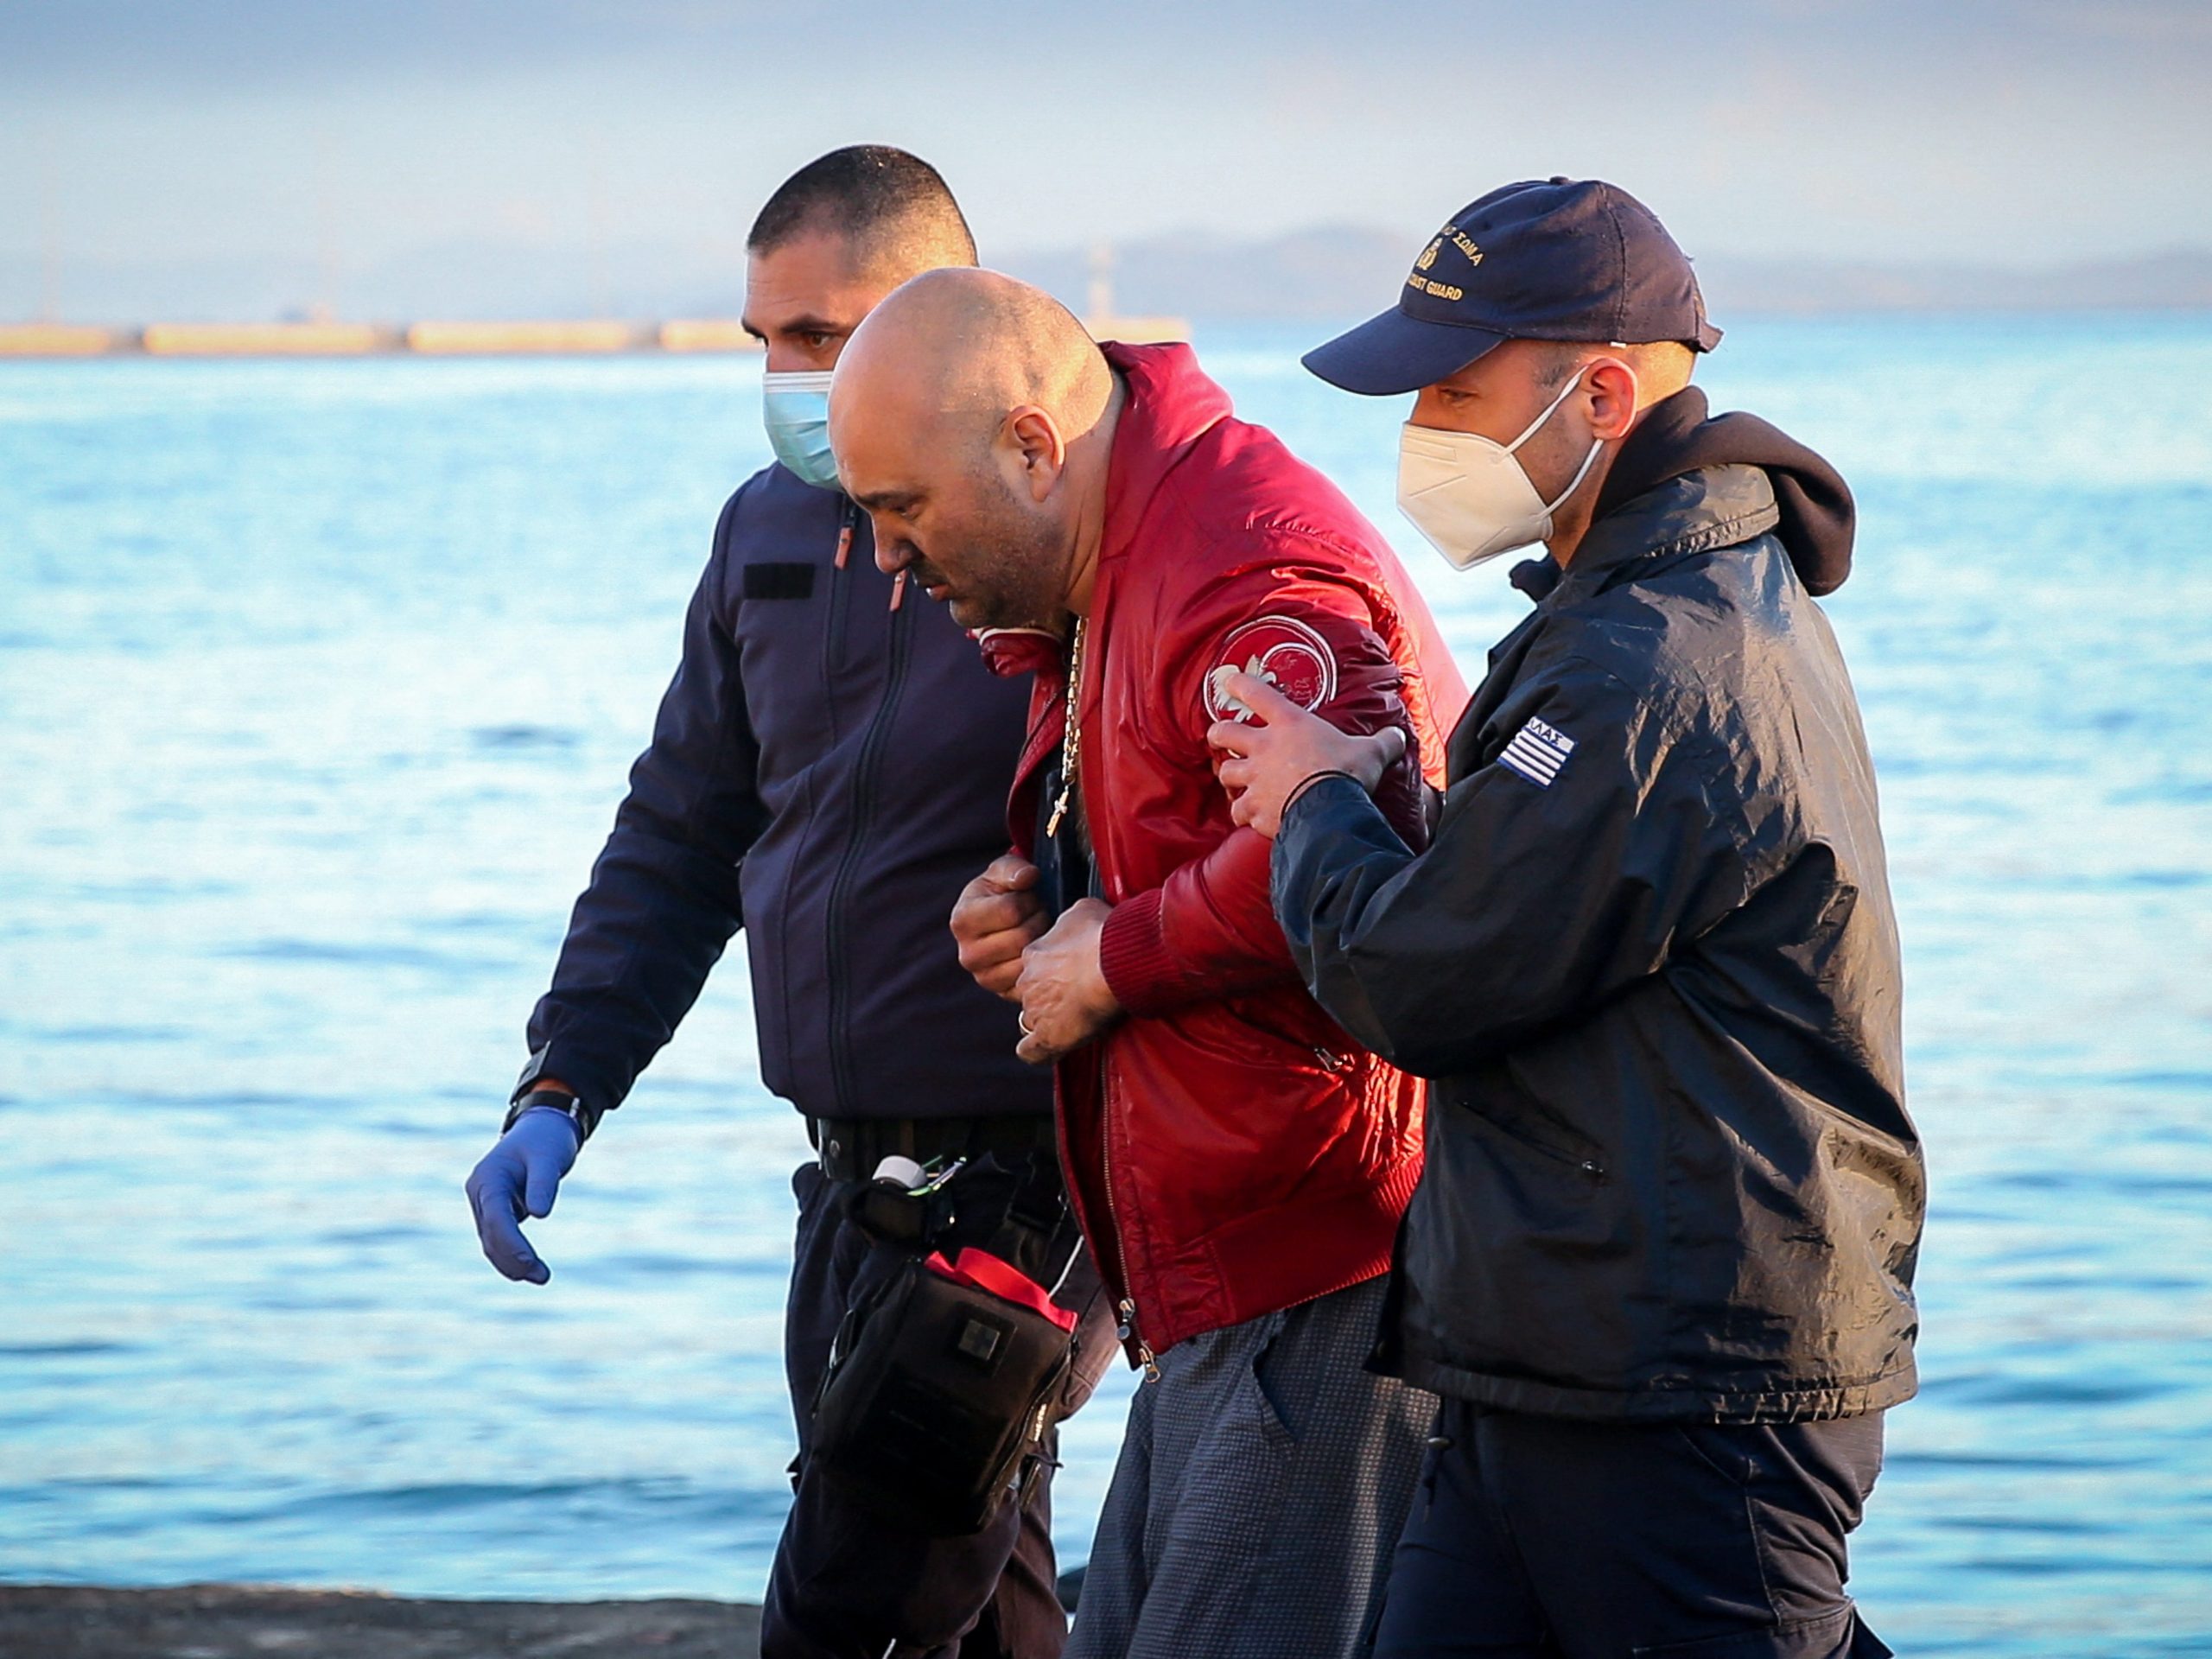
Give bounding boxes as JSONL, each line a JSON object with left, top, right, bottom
{"left": 843, "top": 1150, "right": 1081, "bottom": 1290}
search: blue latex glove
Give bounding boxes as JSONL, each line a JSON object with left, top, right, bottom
{"left": 465, "top": 1106, "right": 582, "bottom": 1284}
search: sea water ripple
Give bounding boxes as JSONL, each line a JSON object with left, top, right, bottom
{"left": 3, "top": 316, "right": 2209, "bottom": 1656}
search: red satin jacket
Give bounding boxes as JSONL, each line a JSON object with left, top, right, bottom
{"left": 983, "top": 342, "right": 1467, "bottom": 1357}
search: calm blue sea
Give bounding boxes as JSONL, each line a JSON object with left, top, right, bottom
{"left": 3, "top": 317, "right": 2209, "bottom": 1656}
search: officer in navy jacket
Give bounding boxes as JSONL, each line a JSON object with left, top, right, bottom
{"left": 1210, "top": 181, "right": 1921, "bottom": 1659}
{"left": 464, "top": 148, "right": 1116, "bottom": 1659}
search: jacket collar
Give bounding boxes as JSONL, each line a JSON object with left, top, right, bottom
{"left": 1547, "top": 464, "right": 1782, "bottom": 607}
{"left": 976, "top": 345, "right": 1228, "bottom": 677}
{"left": 1096, "top": 341, "right": 1235, "bottom": 569}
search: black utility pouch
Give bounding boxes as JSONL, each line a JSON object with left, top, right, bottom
{"left": 810, "top": 1254, "right": 1077, "bottom": 1535}
{"left": 809, "top": 1151, "right": 1083, "bottom": 1535}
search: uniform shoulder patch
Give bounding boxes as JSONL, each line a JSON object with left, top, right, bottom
{"left": 1202, "top": 614, "right": 1341, "bottom": 724}
{"left": 1498, "top": 715, "right": 1575, "bottom": 787}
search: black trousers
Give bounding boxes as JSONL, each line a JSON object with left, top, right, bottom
{"left": 762, "top": 1160, "right": 1118, "bottom": 1659}
{"left": 1372, "top": 1399, "right": 1892, "bottom": 1659}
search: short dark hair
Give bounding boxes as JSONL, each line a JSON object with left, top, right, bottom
{"left": 747, "top": 145, "right": 977, "bottom": 270}
{"left": 1532, "top": 337, "right": 1695, "bottom": 391}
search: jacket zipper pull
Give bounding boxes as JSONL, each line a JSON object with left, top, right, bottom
{"left": 1116, "top": 1297, "right": 1160, "bottom": 1382}
{"left": 888, "top": 569, "right": 907, "bottom": 612}
{"left": 834, "top": 523, "right": 854, "bottom": 570}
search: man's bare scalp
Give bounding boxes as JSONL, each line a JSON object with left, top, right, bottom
{"left": 831, "top": 267, "right": 1114, "bottom": 453}
{"left": 825, "top": 268, "right": 1126, "bottom": 629}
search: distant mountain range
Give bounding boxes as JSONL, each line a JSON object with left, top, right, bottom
{"left": 1007, "top": 230, "right": 2212, "bottom": 321}
{"left": 1693, "top": 247, "right": 2212, "bottom": 317}
{"left": 5, "top": 228, "right": 2209, "bottom": 325}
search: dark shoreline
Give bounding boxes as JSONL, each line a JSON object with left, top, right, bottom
{"left": 0, "top": 1584, "right": 762, "bottom": 1657}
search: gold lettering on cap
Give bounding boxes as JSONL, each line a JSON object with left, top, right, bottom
{"left": 1409, "top": 224, "right": 1484, "bottom": 293}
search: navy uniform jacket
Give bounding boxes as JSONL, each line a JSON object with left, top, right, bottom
{"left": 521, "top": 461, "right": 1049, "bottom": 1125}
{"left": 1274, "top": 444, "right": 1924, "bottom": 1424}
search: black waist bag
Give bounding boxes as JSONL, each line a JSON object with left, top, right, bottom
{"left": 810, "top": 1252, "right": 1077, "bottom": 1535}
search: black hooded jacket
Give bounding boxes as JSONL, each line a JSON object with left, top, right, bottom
{"left": 1272, "top": 399, "right": 1924, "bottom": 1422}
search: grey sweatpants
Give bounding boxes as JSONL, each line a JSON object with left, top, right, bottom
{"left": 1066, "top": 1275, "right": 1431, "bottom": 1659}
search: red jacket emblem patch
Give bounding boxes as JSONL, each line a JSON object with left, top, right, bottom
{"left": 1204, "top": 614, "right": 1341, "bottom": 723}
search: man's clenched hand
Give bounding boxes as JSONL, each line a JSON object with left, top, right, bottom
{"left": 1014, "top": 896, "right": 1121, "bottom": 1064}
{"left": 1206, "top": 671, "right": 1409, "bottom": 838}
{"left": 952, "top": 853, "right": 1048, "bottom": 999}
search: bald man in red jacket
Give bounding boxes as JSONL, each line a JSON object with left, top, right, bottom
{"left": 830, "top": 269, "right": 1467, "bottom": 1659}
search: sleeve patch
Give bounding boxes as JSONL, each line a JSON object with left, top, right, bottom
{"left": 1202, "top": 614, "right": 1341, "bottom": 724}
{"left": 1497, "top": 716, "right": 1575, "bottom": 787}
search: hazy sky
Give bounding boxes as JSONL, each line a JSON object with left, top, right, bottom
{"left": 3, "top": 0, "right": 2207, "bottom": 295}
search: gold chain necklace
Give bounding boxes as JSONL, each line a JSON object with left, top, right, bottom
{"left": 1044, "top": 616, "right": 1087, "bottom": 841}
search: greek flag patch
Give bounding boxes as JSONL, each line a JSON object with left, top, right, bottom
{"left": 1499, "top": 716, "right": 1575, "bottom": 787}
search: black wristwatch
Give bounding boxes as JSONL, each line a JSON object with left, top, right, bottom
{"left": 504, "top": 1088, "right": 601, "bottom": 1142}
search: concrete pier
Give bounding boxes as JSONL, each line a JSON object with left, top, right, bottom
{"left": 0, "top": 1584, "right": 760, "bottom": 1658}
{"left": 143, "top": 321, "right": 390, "bottom": 356}
{"left": 0, "top": 319, "right": 764, "bottom": 359}
{"left": 0, "top": 310, "right": 1184, "bottom": 359}
{"left": 0, "top": 324, "right": 123, "bottom": 357}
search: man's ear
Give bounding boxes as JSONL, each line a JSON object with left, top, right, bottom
{"left": 1582, "top": 357, "right": 1643, "bottom": 442}
{"left": 1005, "top": 405, "right": 1068, "bottom": 503}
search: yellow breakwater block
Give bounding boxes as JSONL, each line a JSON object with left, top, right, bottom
{"left": 658, "top": 319, "right": 761, "bottom": 353}
{"left": 143, "top": 322, "right": 384, "bottom": 356}
{"left": 1084, "top": 314, "right": 1190, "bottom": 345}
{"left": 406, "top": 320, "right": 640, "bottom": 355}
{"left": 0, "top": 324, "right": 121, "bottom": 357}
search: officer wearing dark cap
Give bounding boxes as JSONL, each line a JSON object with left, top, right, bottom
{"left": 1206, "top": 178, "right": 1922, "bottom": 1658}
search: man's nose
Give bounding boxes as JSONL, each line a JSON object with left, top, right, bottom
{"left": 873, "top": 532, "right": 908, "bottom": 578}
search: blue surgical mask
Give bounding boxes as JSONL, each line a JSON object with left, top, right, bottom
{"left": 762, "top": 369, "right": 840, "bottom": 489}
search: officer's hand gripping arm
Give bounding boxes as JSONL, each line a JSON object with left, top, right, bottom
{"left": 1272, "top": 659, "right": 1751, "bottom": 1077}
{"left": 1096, "top": 569, "right": 1430, "bottom": 1019}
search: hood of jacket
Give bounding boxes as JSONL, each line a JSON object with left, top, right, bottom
{"left": 1589, "top": 386, "right": 1856, "bottom": 595}
{"left": 1096, "top": 340, "right": 1236, "bottom": 558}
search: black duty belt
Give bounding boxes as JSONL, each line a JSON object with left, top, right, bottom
{"left": 810, "top": 1114, "right": 1059, "bottom": 1184}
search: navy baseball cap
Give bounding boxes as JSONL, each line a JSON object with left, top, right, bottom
{"left": 1305, "top": 178, "right": 1723, "bottom": 396}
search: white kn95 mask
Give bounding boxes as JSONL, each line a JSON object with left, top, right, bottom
{"left": 1395, "top": 367, "right": 1604, "bottom": 569}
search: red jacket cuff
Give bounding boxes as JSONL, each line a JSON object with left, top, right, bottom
{"left": 1097, "top": 887, "right": 1189, "bottom": 1018}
